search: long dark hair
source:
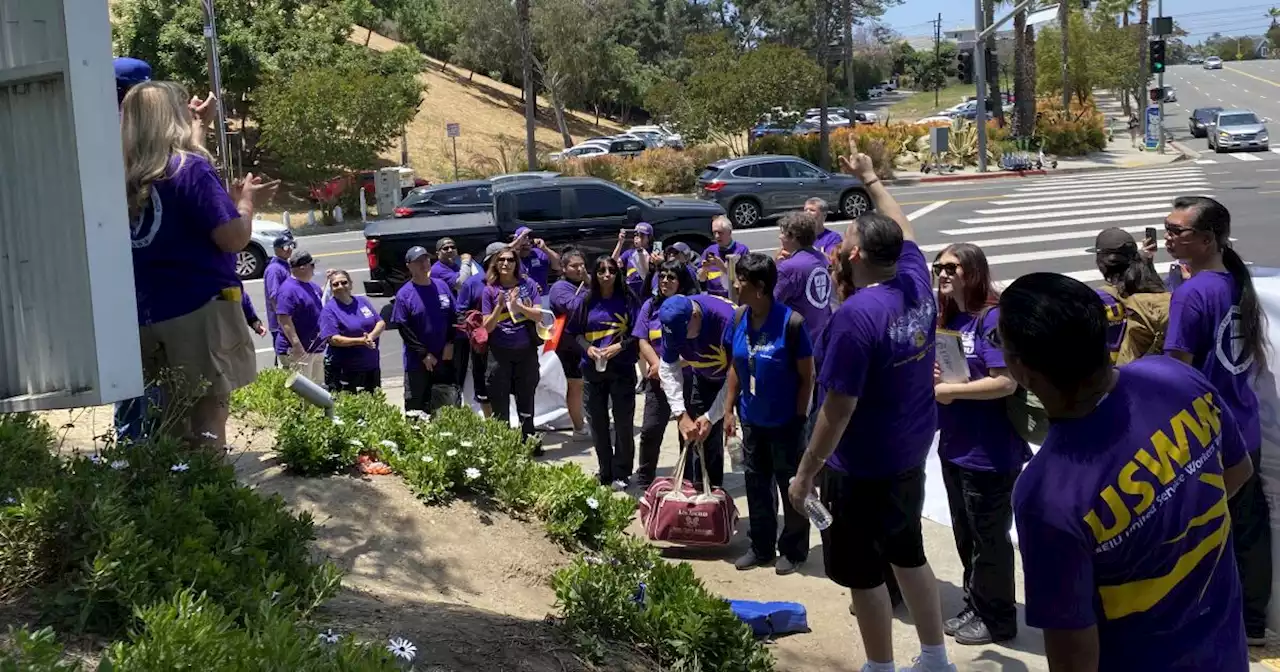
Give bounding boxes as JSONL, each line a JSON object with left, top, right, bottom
{"left": 577, "top": 255, "right": 638, "bottom": 325}
{"left": 653, "top": 259, "right": 697, "bottom": 308}
{"left": 1097, "top": 248, "right": 1166, "bottom": 298}
{"left": 1174, "top": 196, "right": 1268, "bottom": 372}
{"left": 485, "top": 245, "right": 525, "bottom": 286}
{"left": 935, "top": 243, "right": 999, "bottom": 327}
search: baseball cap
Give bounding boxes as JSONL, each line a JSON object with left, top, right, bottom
{"left": 272, "top": 233, "right": 295, "bottom": 250}
{"left": 513, "top": 226, "right": 533, "bottom": 239}
{"left": 1086, "top": 228, "right": 1138, "bottom": 255}
{"left": 634, "top": 222, "right": 653, "bottom": 236}
{"left": 289, "top": 251, "right": 314, "bottom": 268}
{"left": 435, "top": 237, "right": 456, "bottom": 252}
{"left": 483, "top": 242, "right": 508, "bottom": 262}
{"left": 657, "top": 295, "right": 695, "bottom": 352}
{"left": 114, "top": 57, "right": 151, "bottom": 87}
{"left": 405, "top": 246, "right": 430, "bottom": 264}
{"left": 665, "top": 241, "right": 692, "bottom": 256}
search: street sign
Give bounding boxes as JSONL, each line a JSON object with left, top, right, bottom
{"left": 1152, "top": 16, "right": 1172, "bottom": 37}
{"left": 446, "top": 123, "right": 460, "bottom": 138}
{"left": 1145, "top": 104, "right": 1160, "bottom": 150}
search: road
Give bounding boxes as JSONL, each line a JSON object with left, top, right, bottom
{"left": 1164, "top": 61, "right": 1280, "bottom": 163}
{"left": 247, "top": 159, "right": 1280, "bottom": 384}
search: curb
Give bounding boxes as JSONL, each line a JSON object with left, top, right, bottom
{"left": 889, "top": 152, "right": 1192, "bottom": 186}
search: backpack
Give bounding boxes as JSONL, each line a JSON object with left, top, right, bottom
{"left": 1098, "top": 285, "right": 1171, "bottom": 365}
{"left": 732, "top": 305, "right": 805, "bottom": 364}
{"left": 978, "top": 307, "right": 1049, "bottom": 445}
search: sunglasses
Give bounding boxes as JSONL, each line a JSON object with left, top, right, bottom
{"left": 1164, "top": 221, "right": 1197, "bottom": 237}
{"left": 658, "top": 273, "right": 679, "bottom": 281}
{"left": 596, "top": 268, "right": 617, "bottom": 275}
{"left": 932, "top": 262, "right": 960, "bottom": 276}
{"left": 331, "top": 280, "right": 350, "bottom": 288}
{"left": 439, "top": 245, "right": 456, "bottom": 251}
{"left": 496, "top": 257, "right": 517, "bottom": 264}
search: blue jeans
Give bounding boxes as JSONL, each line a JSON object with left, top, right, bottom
{"left": 113, "top": 386, "right": 164, "bottom": 443}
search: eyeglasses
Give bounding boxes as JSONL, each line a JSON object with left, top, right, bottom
{"left": 932, "top": 262, "right": 960, "bottom": 276}
{"left": 496, "top": 257, "right": 516, "bottom": 265}
{"left": 332, "top": 280, "right": 350, "bottom": 288}
{"left": 658, "top": 273, "right": 679, "bottom": 282}
{"left": 439, "top": 245, "right": 456, "bottom": 251}
{"left": 1164, "top": 221, "right": 1197, "bottom": 237}
{"left": 985, "top": 326, "right": 1005, "bottom": 350}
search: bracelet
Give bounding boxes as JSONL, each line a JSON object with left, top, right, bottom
{"left": 864, "top": 177, "right": 880, "bottom": 187}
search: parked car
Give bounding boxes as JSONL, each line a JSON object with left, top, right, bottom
{"left": 1204, "top": 56, "right": 1223, "bottom": 70}
{"left": 362, "top": 177, "right": 721, "bottom": 295}
{"left": 803, "top": 113, "right": 852, "bottom": 129}
{"left": 393, "top": 180, "right": 493, "bottom": 218}
{"left": 606, "top": 137, "right": 649, "bottom": 157}
{"left": 1188, "top": 107, "right": 1224, "bottom": 137}
{"left": 751, "top": 122, "right": 792, "bottom": 139}
{"left": 1162, "top": 86, "right": 1177, "bottom": 103}
{"left": 628, "top": 124, "right": 684, "bottom": 149}
{"left": 1207, "top": 109, "right": 1270, "bottom": 153}
{"left": 489, "top": 171, "right": 561, "bottom": 185}
{"left": 696, "top": 155, "right": 874, "bottom": 229}
{"left": 236, "top": 219, "right": 290, "bottom": 281}
{"left": 551, "top": 144, "right": 609, "bottom": 161}
{"left": 309, "top": 169, "right": 429, "bottom": 204}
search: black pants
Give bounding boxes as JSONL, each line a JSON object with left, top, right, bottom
{"left": 487, "top": 344, "right": 539, "bottom": 438}
{"left": 1231, "top": 459, "right": 1273, "bottom": 638}
{"left": 325, "top": 361, "right": 382, "bottom": 395}
{"left": 742, "top": 420, "right": 810, "bottom": 562}
{"left": 584, "top": 365, "right": 638, "bottom": 484}
{"left": 404, "top": 360, "right": 460, "bottom": 414}
{"left": 941, "top": 462, "right": 1019, "bottom": 635}
{"left": 684, "top": 375, "right": 725, "bottom": 489}
{"left": 638, "top": 377, "right": 672, "bottom": 485}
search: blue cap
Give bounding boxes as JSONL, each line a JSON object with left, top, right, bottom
{"left": 657, "top": 295, "right": 695, "bottom": 355}
{"left": 272, "top": 233, "right": 295, "bottom": 249}
{"left": 114, "top": 57, "right": 151, "bottom": 88}
{"left": 405, "top": 246, "right": 430, "bottom": 263}
{"left": 513, "top": 226, "right": 533, "bottom": 239}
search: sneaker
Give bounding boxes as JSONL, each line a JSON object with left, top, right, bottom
{"left": 1248, "top": 631, "right": 1268, "bottom": 646}
{"left": 573, "top": 426, "right": 591, "bottom": 439}
{"left": 953, "top": 617, "right": 1015, "bottom": 646}
{"left": 775, "top": 557, "right": 803, "bottom": 576}
{"left": 610, "top": 479, "right": 628, "bottom": 492}
{"left": 943, "top": 606, "right": 975, "bottom": 637}
{"left": 734, "top": 549, "right": 773, "bottom": 570}
{"left": 898, "top": 658, "right": 956, "bottom": 672}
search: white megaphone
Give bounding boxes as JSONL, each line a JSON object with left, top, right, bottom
{"left": 286, "top": 371, "right": 334, "bottom": 417}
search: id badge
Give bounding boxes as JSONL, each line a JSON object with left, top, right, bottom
{"left": 747, "top": 354, "right": 755, "bottom": 395}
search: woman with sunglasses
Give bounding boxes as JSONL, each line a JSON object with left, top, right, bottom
{"left": 571, "top": 255, "right": 641, "bottom": 488}
{"left": 635, "top": 260, "right": 699, "bottom": 488}
{"left": 931, "top": 243, "right": 1029, "bottom": 646}
{"left": 318, "top": 269, "right": 386, "bottom": 393}
{"left": 481, "top": 246, "right": 544, "bottom": 443}
{"left": 550, "top": 247, "right": 590, "bottom": 438}
{"left": 1163, "top": 196, "right": 1271, "bottom": 646}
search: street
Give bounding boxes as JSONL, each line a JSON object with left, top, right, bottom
{"left": 248, "top": 158, "right": 1280, "bottom": 384}
{"left": 1165, "top": 61, "right": 1280, "bottom": 163}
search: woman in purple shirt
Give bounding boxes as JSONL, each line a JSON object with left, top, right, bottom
{"left": 572, "top": 256, "right": 641, "bottom": 488}
{"left": 275, "top": 252, "right": 326, "bottom": 383}
{"left": 481, "top": 246, "right": 544, "bottom": 443}
{"left": 550, "top": 248, "right": 590, "bottom": 438}
{"left": 319, "top": 270, "right": 386, "bottom": 394}
{"left": 1162, "top": 195, "right": 1272, "bottom": 645}
{"left": 635, "top": 260, "right": 699, "bottom": 488}
{"left": 930, "top": 243, "right": 1029, "bottom": 646}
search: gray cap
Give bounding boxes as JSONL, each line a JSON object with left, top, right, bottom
{"left": 405, "top": 246, "right": 430, "bottom": 264}
{"left": 289, "top": 251, "right": 314, "bottom": 268}
{"left": 483, "top": 242, "right": 507, "bottom": 262}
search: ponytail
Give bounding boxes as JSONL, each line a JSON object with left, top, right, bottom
{"left": 1099, "top": 252, "right": 1166, "bottom": 297}
{"left": 1223, "top": 246, "right": 1269, "bottom": 374}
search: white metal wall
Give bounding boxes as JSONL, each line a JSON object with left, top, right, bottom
{"left": 0, "top": 0, "right": 142, "bottom": 411}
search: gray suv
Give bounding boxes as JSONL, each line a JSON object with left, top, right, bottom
{"left": 696, "top": 155, "right": 873, "bottom": 228}
{"left": 1208, "top": 110, "right": 1270, "bottom": 153}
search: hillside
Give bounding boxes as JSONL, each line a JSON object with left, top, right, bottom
{"left": 350, "top": 26, "right": 626, "bottom": 182}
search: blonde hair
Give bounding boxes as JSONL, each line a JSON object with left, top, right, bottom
{"left": 121, "top": 81, "right": 213, "bottom": 218}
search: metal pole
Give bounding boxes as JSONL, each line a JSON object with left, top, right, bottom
{"left": 201, "top": 0, "right": 231, "bottom": 186}
{"left": 974, "top": 0, "right": 988, "bottom": 173}
{"left": 452, "top": 136, "right": 459, "bottom": 181}
{"left": 1156, "top": 0, "right": 1165, "bottom": 154}
{"left": 934, "top": 14, "right": 942, "bottom": 108}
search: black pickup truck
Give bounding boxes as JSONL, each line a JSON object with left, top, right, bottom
{"left": 362, "top": 176, "right": 724, "bottom": 295}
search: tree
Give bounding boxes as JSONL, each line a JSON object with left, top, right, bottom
{"left": 1058, "top": 0, "right": 1070, "bottom": 107}
{"left": 1037, "top": 10, "right": 1093, "bottom": 108}
{"left": 1013, "top": 4, "right": 1035, "bottom": 136}
{"left": 256, "top": 61, "right": 423, "bottom": 185}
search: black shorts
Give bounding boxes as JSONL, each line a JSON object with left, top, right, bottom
{"left": 556, "top": 343, "right": 583, "bottom": 380}
{"left": 819, "top": 465, "right": 927, "bottom": 590}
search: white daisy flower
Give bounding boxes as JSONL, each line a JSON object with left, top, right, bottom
{"left": 585, "top": 496, "right": 599, "bottom": 510}
{"left": 446, "top": 449, "right": 458, "bottom": 457}
{"left": 460, "top": 440, "right": 474, "bottom": 448}
{"left": 170, "top": 462, "right": 190, "bottom": 473}
{"left": 348, "top": 438, "right": 364, "bottom": 447}
{"left": 332, "top": 417, "right": 345, "bottom": 426}
{"left": 464, "top": 467, "right": 481, "bottom": 480}
{"left": 109, "top": 459, "right": 129, "bottom": 470}
{"left": 387, "top": 637, "right": 417, "bottom": 661}
{"left": 421, "top": 455, "right": 434, "bottom": 463}
{"left": 405, "top": 410, "right": 427, "bottom": 420}
{"left": 88, "top": 454, "right": 103, "bottom": 465}
{"left": 439, "top": 431, "right": 454, "bottom": 438}
{"left": 318, "top": 629, "right": 340, "bottom": 644}
{"left": 3, "top": 496, "right": 16, "bottom": 505}
{"left": 380, "top": 439, "right": 398, "bottom": 449}
{"left": 200, "top": 431, "right": 219, "bottom": 440}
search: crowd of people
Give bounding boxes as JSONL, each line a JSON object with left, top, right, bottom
{"left": 114, "top": 52, "right": 1273, "bottom": 670}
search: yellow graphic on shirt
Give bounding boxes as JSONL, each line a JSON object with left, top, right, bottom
{"left": 1080, "top": 391, "right": 1234, "bottom": 620}
{"left": 497, "top": 303, "right": 530, "bottom": 325}
{"left": 587, "top": 312, "right": 631, "bottom": 343}
{"left": 686, "top": 343, "right": 730, "bottom": 375}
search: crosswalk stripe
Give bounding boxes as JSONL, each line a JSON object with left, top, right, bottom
{"left": 1231, "top": 153, "right": 1263, "bottom": 162}
{"left": 982, "top": 246, "right": 1177, "bottom": 266}
{"left": 989, "top": 186, "right": 1210, "bottom": 206}
{"left": 1271, "top": 148, "right": 1280, "bottom": 154}
{"left": 973, "top": 195, "right": 1194, "bottom": 215}
{"left": 1009, "top": 174, "right": 1206, "bottom": 193}
{"left": 994, "top": 269, "right": 1105, "bottom": 289}
{"left": 1195, "top": 159, "right": 1219, "bottom": 164}
{"left": 941, "top": 211, "right": 1167, "bottom": 236}
{"left": 1015, "top": 169, "right": 1205, "bottom": 187}
{"left": 920, "top": 226, "right": 1150, "bottom": 253}
{"left": 958, "top": 203, "right": 1172, "bottom": 225}
{"left": 1026, "top": 166, "right": 1208, "bottom": 183}
{"left": 1009, "top": 179, "right": 1208, "bottom": 196}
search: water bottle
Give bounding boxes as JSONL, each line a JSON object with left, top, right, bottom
{"left": 789, "top": 477, "right": 833, "bottom": 530}
{"left": 726, "top": 435, "right": 744, "bottom": 471}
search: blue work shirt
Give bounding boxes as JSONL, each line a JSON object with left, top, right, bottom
{"left": 728, "top": 302, "right": 812, "bottom": 428}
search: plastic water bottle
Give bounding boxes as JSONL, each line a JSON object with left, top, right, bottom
{"left": 789, "top": 477, "right": 833, "bottom": 530}
{"left": 726, "top": 435, "right": 744, "bottom": 471}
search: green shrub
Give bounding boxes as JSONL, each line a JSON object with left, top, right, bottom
{"left": 230, "top": 368, "right": 300, "bottom": 426}
{"left": 531, "top": 464, "right": 636, "bottom": 549}
{"left": 275, "top": 405, "right": 364, "bottom": 476}
{"left": 0, "top": 626, "right": 78, "bottom": 671}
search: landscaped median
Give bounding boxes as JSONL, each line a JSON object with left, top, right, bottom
{"left": 0, "top": 368, "right": 773, "bottom": 670}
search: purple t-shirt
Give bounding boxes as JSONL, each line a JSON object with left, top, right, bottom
{"left": 575, "top": 293, "right": 638, "bottom": 368}
{"left": 273, "top": 277, "right": 324, "bottom": 354}
{"left": 775, "top": 247, "right": 833, "bottom": 346}
{"left": 263, "top": 256, "right": 291, "bottom": 333}
{"left": 635, "top": 297, "right": 666, "bottom": 359}
{"left": 620, "top": 247, "right": 649, "bottom": 297}
{"left": 319, "top": 295, "right": 382, "bottom": 372}
{"left": 817, "top": 241, "right": 937, "bottom": 477}
{"left": 129, "top": 153, "right": 241, "bottom": 325}
{"left": 481, "top": 279, "right": 542, "bottom": 349}
{"left": 815, "top": 228, "right": 843, "bottom": 257}
{"left": 521, "top": 247, "right": 552, "bottom": 292}
{"left": 431, "top": 259, "right": 461, "bottom": 293}
{"left": 937, "top": 308, "right": 1031, "bottom": 472}
{"left": 1014, "top": 356, "right": 1249, "bottom": 671}
{"left": 1165, "top": 271, "right": 1262, "bottom": 454}
{"left": 549, "top": 279, "right": 586, "bottom": 317}
{"left": 392, "top": 278, "right": 456, "bottom": 370}
{"left": 659, "top": 293, "right": 737, "bottom": 380}
{"left": 700, "top": 241, "right": 750, "bottom": 296}
{"left": 241, "top": 290, "right": 259, "bottom": 326}
{"left": 457, "top": 273, "right": 486, "bottom": 312}
{"left": 1097, "top": 289, "right": 1127, "bottom": 364}
{"left": 650, "top": 262, "right": 699, "bottom": 295}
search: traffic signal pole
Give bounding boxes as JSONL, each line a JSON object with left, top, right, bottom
{"left": 974, "top": 0, "right": 988, "bottom": 172}
{"left": 1157, "top": 0, "right": 1165, "bottom": 154}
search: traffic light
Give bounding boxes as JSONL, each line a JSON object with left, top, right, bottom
{"left": 985, "top": 48, "right": 997, "bottom": 76}
{"left": 1150, "top": 40, "right": 1166, "bottom": 74}
{"left": 957, "top": 51, "right": 972, "bottom": 84}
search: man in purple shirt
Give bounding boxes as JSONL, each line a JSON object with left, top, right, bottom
{"left": 698, "top": 216, "right": 749, "bottom": 297}
{"left": 806, "top": 197, "right": 843, "bottom": 257}
{"left": 1000, "top": 272, "right": 1252, "bottom": 671}
{"left": 616, "top": 222, "right": 655, "bottom": 297}
{"left": 263, "top": 233, "right": 294, "bottom": 355}
{"left": 773, "top": 211, "right": 832, "bottom": 345}
{"left": 788, "top": 144, "right": 952, "bottom": 672}
{"left": 392, "top": 246, "right": 459, "bottom": 414}
{"left": 274, "top": 251, "right": 326, "bottom": 382}
{"left": 512, "top": 226, "right": 560, "bottom": 292}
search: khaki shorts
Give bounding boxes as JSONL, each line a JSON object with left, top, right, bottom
{"left": 139, "top": 296, "right": 256, "bottom": 397}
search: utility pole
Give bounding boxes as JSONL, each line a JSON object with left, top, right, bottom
{"left": 932, "top": 13, "right": 943, "bottom": 108}
{"left": 1157, "top": 0, "right": 1165, "bottom": 154}
{"left": 519, "top": 0, "right": 537, "bottom": 171}
{"left": 974, "top": 0, "right": 988, "bottom": 172}
{"left": 843, "top": 0, "right": 856, "bottom": 114}
{"left": 818, "top": 0, "right": 831, "bottom": 171}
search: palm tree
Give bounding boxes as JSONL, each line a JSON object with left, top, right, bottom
{"left": 985, "top": 0, "right": 1004, "bottom": 125}
{"left": 1059, "top": 0, "right": 1070, "bottom": 108}
{"left": 1013, "top": 4, "right": 1034, "bottom": 136}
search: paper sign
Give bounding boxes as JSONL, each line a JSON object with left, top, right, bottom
{"left": 446, "top": 123, "right": 460, "bottom": 138}
{"left": 935, "top": 330, "right": 970, "bottom": 384}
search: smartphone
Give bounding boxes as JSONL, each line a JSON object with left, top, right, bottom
{"left": 1144, "top": 226, "right": 1157, "bottom": 242}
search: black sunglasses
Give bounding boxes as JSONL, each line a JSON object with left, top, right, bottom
{"left": 439, "top": 245, "right": 456, "bottom": 251}
{"left": 932, "top": 262, "right": 960, "bottom": 276}
{"left": 1164, "top": 220, "right": 1197, "bottom": 237}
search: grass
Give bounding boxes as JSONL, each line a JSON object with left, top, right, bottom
{"left": 885, "top": 82, "right": 975, "bottom": 123}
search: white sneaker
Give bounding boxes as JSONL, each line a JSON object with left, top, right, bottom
{"left": 610, "top": 479, "right": 628, "bottom": 491}
{"left": 573, "top": 426, "right": 591, "bottom": 439}
{"left": 898, "top": 657, "right": 956, "bottom": 672}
